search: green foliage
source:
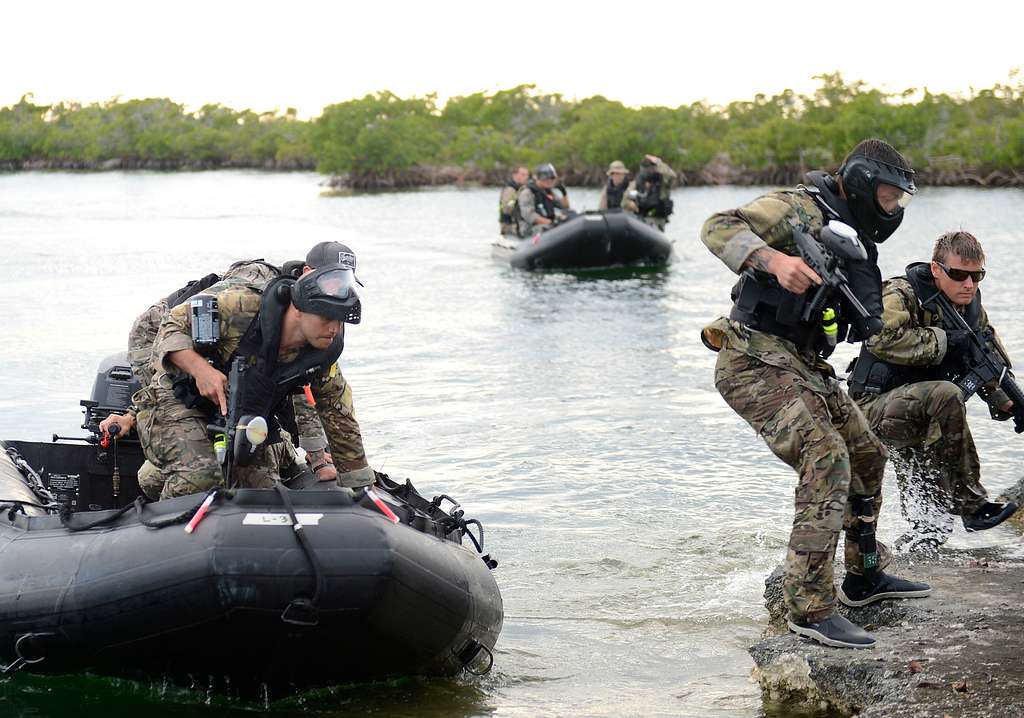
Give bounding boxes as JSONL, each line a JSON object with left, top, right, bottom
{"left": 4, "top": 74, "right": 1024, "bottom": 179}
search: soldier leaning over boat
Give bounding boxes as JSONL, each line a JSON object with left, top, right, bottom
{"left": 101, "top": 252, "right": 346, "bottom": 497}
{"left": 105, "top": 242, "right": 373, "bottom": 499}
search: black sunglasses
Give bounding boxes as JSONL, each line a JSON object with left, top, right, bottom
{"left": 936, "top": 262, "right": 986, "bottom": 283}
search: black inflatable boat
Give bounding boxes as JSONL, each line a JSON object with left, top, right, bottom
{"left": 0, "top": 355, "right": 502, "bottom": 695}
{"left": 493, "top": 211, "right": 673, "bottom": 270}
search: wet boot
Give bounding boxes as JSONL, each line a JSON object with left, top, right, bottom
{"left": 787, "top": 613, "right": 876, "bottom": 649}
{"left": 962, "top": 501, "right": 1018, "bottom": 531}
{"left": 838, "top": 570, "right": 932, "bottom": 608}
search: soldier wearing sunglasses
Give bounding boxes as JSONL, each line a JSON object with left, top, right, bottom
{"left": 850, "top": 231, "right": 1018, "bottom": 551}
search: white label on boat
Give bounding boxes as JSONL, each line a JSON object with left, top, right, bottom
{"left": 242, "top": 512, "right": 324, "bottom": 526}
{"left": 584, "top": 215, "right": 603, "bottom": 222}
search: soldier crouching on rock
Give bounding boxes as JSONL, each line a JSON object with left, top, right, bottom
{"left": 700, "top": 138, "right": 930, "bottom": 649}
{"left": 849, "top": 230, "right": 1018, "bottom": 552}
{"left": 128, "top": 243, "right": 374, "bottom": 499}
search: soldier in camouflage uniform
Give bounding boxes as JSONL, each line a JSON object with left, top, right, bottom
{"left": 624, "top": 155, "right": 676, "bottom": 231}
{"left": 499, "top": 166, "right": 529, "bottom": 236}
{"left": 597, "top": 160, "right": 630, "bottom": 211}
{"left": 132, "top": 243, "right": 373, "bottom": 499}
{"left": 102, "top": 257, "right": 337, "bottom": 499}
{"left": 850, "top": 231, "right": 1018, "bottom": 550}
{"left": 516, "top": 163, "right": 570, "bottom": 237}
{"left": 701, "top": 139, "right": 929, "bottom": 649}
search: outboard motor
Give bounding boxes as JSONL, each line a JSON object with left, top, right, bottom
{"left": 80, "top": 352, "right": 141, "bottom": 439}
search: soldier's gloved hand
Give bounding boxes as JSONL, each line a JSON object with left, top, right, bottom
{"left": 944, "top": 329, "right": 974, "bottom": 356}
{"left": 556, "top": 182, "right": 567, "bottom": 196}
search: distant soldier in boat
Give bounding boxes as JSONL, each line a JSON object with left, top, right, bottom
{"left": 516, "top": 162, "right": 570, "bottom": 237}
{"left": 126, "top": 242, "right": 374, "bottom": 499}
{"left": 848, "top": 230, "right": 1018, "bottom": 551}
{"left": 700, "top": 138, "right": 929, "bottom": 649}
{"left": 499, "top": 165, "right": 530, "bottom": 236}
{"left": 625, "top": 154, "right": 676, "bottom": 231}
{"left": 597, "top": 160, "right": 630, "bottom": 211}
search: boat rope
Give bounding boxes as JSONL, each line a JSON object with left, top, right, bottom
{"left": 59, "top": 493, "right": 221, "bottom": 532}
{"left": 4, "top": 447, "right": 59, "bottom": 507}
{"left": 274, "top": 481, "right": 323, "bottom": 626}
{"left": 1, "top": 632, "right": 54, "bottom": 675}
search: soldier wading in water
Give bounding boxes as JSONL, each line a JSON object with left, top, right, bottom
{"left": 700, "top": 139, "right": 931, "bottom": 649}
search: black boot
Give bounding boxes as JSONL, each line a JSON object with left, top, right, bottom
{"left": 963, "top": 501, "right": 1018, "bottom": 531}
{"left": 838, "top": 571, "right": 932, "bottom": 607}
{"left": 788, "top": 613, "right": 876, "bottom": 649}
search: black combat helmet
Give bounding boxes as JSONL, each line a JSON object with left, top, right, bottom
{"left": 534, "top": 163, "right": 558, "bottom": 180}
{"left": 839, "top": 142, "right": 916, "bottom": 244}
{"left": 292, "top": 246, "right": 361, "bottom": 324}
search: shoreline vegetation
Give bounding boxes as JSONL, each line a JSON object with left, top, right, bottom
{"left": 3, "top": 74, "right": 1024, "bottom": 189}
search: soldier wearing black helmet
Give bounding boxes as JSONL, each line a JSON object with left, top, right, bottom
{"left": 624, "top": 154, "right": 677, "bottom": 231}
{"left": 132, "top": 242, "right": 374, "bottom": 499}
{"left": 515, "top": 162, "right": 570, "bottom": 237}
{"left": 700, "top": 139, "right": 929, "bottom": 650}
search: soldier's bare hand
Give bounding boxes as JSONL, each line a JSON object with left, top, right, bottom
{"left": 195, "top": 365, "right": 229, "bottom": 415}
{"left": 768, "top": 254, "right": 822, "bottom": 294}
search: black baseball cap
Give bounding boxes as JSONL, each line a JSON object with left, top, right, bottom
{"left": 305, "top": 241, "right": 357, "bottom": 270}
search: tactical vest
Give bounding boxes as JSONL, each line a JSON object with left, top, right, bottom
{"left": 498, "top": 180, "right": 521, "bottom": 225}
{"left": 174, "top": 277, "right": 344, "bottom": 441}
{"left": 604, "top": 178, "right": 628, "bottom": 209}
{"left": 728, "top": 267, "right": 829, "bottom": 353}
{"left": 801, "top": 172, "right": 883, "bottom": 325}
{"left": 521, "top": 181, "right": 557, "bottom": 221}
{"left": 635, "top": 173, "right": 673, "bottom": 219}
{"left": 848, "top": 263, "right": 982, "bottom": 397}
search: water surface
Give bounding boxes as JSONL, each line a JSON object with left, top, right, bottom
{"left": 2, "top": 172, "right": 1023, "bottom": 717}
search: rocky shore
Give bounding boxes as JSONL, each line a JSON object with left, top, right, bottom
{"left": 321, "top": 154, "right": 1024, "bottom": 191}
{"left": 4, "top": 155, "right": 1020, "bottom": 191}
{"left": 753, "top": 547, "right": 1024, "bottom": 717}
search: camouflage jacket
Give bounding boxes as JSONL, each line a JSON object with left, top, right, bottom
{"left": 624, "top": 158, "right": 676, "bottom": 214}
{"left": 865, "top": 275, "right": 1012, "bottom": 406}
{"left": 499, "top": 184, "right": 520, "bottom": 234}
{"left": 146, "top": 284, "right": 370, "bottom": 478}
{"left": 127, "top": 260, "right": 280, "bottom": 387}
{"left": 700, "top": 188, "right": 841, "bottom": 388}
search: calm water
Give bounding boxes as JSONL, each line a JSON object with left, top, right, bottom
{"left": 1, "top": 172, "right": 1023, "bottom": 717}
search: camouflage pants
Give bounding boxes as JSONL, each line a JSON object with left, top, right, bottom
{"left": 136, "top": 385, "right": 301, "bottom": 500}
{"left": 293, "top": 393, "right": 328, "bottom": 452}
{"left": 856, "top": 380, "right": 987, "bottom": 533}
{"left": 715, "top": 346, "right": 890, "bottom": 623}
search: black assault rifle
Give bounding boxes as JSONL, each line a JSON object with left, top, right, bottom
{"left": 207, "top": 356, "right": 265, "bottom": 486}
{"left": 930, "top": 290, "right": 1024, "bottom": 433}
{"left": 792, "top": 222, "right": 884, "bottom": 340}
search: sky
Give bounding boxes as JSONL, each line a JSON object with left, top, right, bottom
{"left": 3, "top": 0, "right": 1021, "bottom": 117}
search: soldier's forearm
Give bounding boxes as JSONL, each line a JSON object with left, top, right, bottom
{"left": 743, "top": 246, "right": 782, "bottom": 273}
{"left": 168, "top": 348, "right": 211, "bottom": 377}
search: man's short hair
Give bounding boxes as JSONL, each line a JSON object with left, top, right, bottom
{"left": 842, "top": 138, "right": 912, "bottom": 172}
{"left": 933, "top": 230, "right": 985, "bottom": 264}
